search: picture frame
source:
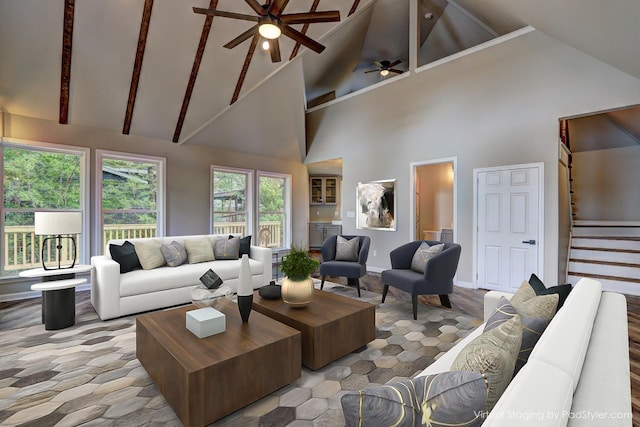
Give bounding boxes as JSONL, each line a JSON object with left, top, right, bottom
{"left": 356, "top": 179, "right": 396, "bottom": 231}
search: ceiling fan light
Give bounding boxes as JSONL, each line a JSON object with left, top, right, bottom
{"left": 380, "top": 69, "right": 390, "bottom": 77}
{"left": 259, "top": 22, "right": 281, "bottom": 39}
{"left": 261, "top": 40, "right": 270, "bottom": 50}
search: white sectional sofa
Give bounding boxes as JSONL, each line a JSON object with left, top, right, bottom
{"left": 91, "top": 234, "right": 272, "bottom": 320}
{"left": 417, "top": 277, "right": 631, "bottom": 426}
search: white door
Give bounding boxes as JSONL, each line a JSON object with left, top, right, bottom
{"left": 476, "top": 164, "right": 542, "bottom": 292}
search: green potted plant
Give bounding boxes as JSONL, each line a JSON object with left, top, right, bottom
{"left": 279, "top": 243, "right": 320, "bottom": 307}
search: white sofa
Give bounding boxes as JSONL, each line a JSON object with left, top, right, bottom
{"left": 417, "top": 277, "right": 632, "bottom": 426}
{"left": 90, "top": 234, "right": 272, "bottom": 320}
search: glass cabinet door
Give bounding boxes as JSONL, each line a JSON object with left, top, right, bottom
{"left": 310, "top": 178, "right": 324, "bottom": 204}
{"left": 324, "top": 178, "right": 337, "bottom": 204}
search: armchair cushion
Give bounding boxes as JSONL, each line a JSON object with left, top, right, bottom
{"left": 410, "top": 242, "right": 444, "bottom": 273}
{"left": 335, "top": 236, "right": 360, "bottom": 261}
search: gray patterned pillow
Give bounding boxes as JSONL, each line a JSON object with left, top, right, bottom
{"left": 160, "top": 241, "right": 188, "bottom": 267}
{"left": 214, "top": 236, "right": 240, "bottom": 260}
{"left": 485, "top": 297, "right": 550, "bottom": 376}
{"left": 335, "top": 236, "right": 360, "bottom": 261}
{"left": 341, "top": 371, "right": 487, "bottom": 427}
{"left": 134, "top": 240, "right": 165, "bottom": 270}
{"left": 451, "top": 315, "right": 523, "bottom": 411}
{"left": 410, "top": 242, "right": 444, "bottom": 273}
{"left": 184, "top": 238, "right": 215, "bottom": 264}
{"left": 510, "top": 280, "right": 558, "bottom": 320}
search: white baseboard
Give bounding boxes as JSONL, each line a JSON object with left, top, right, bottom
{"left": 454, "top": 280, "right": 475, "bottom": 289}
{"left": 0, "top": 283, "right": 91, "bottom": 302}
{"left": 367, "top": 266, "right": 385, "bottom": 274}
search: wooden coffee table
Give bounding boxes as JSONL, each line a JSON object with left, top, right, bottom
{"left": 136, "top": 303, "right": 301, "bottom": 427}
{"left": 252, "top": 288, "right": 375, "bottom": 370}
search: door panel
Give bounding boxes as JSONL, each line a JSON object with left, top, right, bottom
{"left": 477, "top": 165, "right": 540, "bottom": 291}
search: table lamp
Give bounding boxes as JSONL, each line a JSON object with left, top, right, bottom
{"left": 34, "top": 211, "right": 82, "bottom": 270}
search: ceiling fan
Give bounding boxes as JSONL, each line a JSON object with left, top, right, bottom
{"left": 193, "top": 0, "right": 340, "bottom": 63}
{"left": 364, "top": 60, "right": 403, "bottom": 77}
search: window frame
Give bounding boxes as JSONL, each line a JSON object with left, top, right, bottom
{"left": 95, "top": 150, "right": 166, "bottom": 254}
{"left": 257, "top": 170, "right": 292, "bottom": 250}
{"left": 210, "top": 165, "right": 254, "bottom": 237}
{"left": 1, "top": 138, "right": 90, "bottom": 275}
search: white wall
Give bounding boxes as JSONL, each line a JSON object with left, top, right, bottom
{"left": 305, "top": 29, "right": 640, "bottom": 285}
{"left": 572, "top": 146, "right": 640, "bottom": 221}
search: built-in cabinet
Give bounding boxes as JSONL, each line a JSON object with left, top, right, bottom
{"left": 309, "top": 223, "right": 342, "bottom": 248}
{"left": 310, "top": 176, "right": 338, "bottom": 205}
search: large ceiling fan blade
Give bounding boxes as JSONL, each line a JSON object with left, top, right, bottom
{"left": 389, "top": 59, "right": 402, "bottom": 68}
{"left": 270, "top": 38, "right": 282, "bottom": 62}
{"left": 373, "top": 61, "right": 383, "bottom": 68}
{"left": 364, "top": 70, "right": 378, "bottom": 73}
{"left": 281, "top": 25, "right": 324, "bottom": 53}
{"left": 193, "top": 7, "right": 259, "bottom": 22}
{"left": 244, "top": 0, "right": 267, "bottom": 16}
{"left": 389, "top": 68, "right": 403, "bottom": 74}
{"left": 280, "top": 11, "right": 340, "bottom": 25}
{"left": 224, "top": 26, "right": 258, "bottom": 49}
{"left": 268, "top": 0, "right": 290, "bottom": 17}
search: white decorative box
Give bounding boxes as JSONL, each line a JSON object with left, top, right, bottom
{"left": 186, "top": 307, "right": 226, "bottom": 338}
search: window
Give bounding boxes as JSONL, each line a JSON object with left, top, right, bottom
{"left": 257, "top": 171, "right": 291, "bottom": 249}
{"left": 96, "top": 151, "right": 165, "bottom": 254}
{"left": 211, "top": 166, "right": 253, "bottom": 237}
{"left": 1, "top": 139, "right": 89, "bottom": 275}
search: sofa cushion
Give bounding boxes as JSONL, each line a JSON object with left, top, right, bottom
{"left": 528, "top": 273, "right": 573, "bottom": 312}
{"left": 485, "top": 297, "right": 550, "bottom": 376}
{"left": 335, "top": 236, "right": 360, "bottom": 261}
{"left": 160, "top": 241, "right": 188, "bottom": 267}
{"left": 109, "top": 241, "right": 141, "bottom": 273}
{"left": 119, "top": 258, "right": 265, "bottom": 297}
{"left": 237, "top": 235, "right": 252, "bottom": 257}
{"left": 451, "top": 315, "right": 523, "bottom": 411}
{"left": 214, "top": 236, "right": 240, "bottom": 260}
{"left": 410, "top": 242, "right": 444, "bottom": 273}
{"left": 528, "top": 278, "right": 602, "bottom": 392}
{"left": 510, "top": 280, "right": 558, "bottom": 320}
{"left": 341, "top": 371, "right": 487, "bottom": 427}
{"left": 134, "top": 239, "right": 166, "bottom": 270}
{"left": 184, "top": 238, "right": 215, "bottom": 264}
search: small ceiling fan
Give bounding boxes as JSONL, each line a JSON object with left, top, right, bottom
{"left": 193, "top": 0, "right": 340, "bottom": 63}
{"left": 364, "top": 60, "right": 403, "bottom": 77}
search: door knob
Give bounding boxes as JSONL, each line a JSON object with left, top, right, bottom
{"left": 522, "top": 240, "right": 536, "bottom": 245}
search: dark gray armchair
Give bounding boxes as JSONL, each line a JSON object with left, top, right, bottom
{"left": 381, "top": 240, "right": 461, "bottom": 319}
{"left": 319, "top": 235, "right": 371, "bottom": 297}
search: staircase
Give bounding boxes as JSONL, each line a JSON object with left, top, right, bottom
{"left": 568, "top": 221, "right": 640, "bottom": 295}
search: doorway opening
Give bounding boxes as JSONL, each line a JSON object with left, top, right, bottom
{"left": 410, "top": 158, "right": 456, "bottom": 243}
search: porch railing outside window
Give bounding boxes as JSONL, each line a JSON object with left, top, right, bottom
{"left": 4, "top": 222, "right": 281, "bottom": 272}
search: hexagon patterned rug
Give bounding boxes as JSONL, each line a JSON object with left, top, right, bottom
{"left": 0, "top": 282, "right": 481, "bottom": 426}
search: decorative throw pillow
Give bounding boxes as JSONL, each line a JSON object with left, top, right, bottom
{"left": 335, "top": 236, "right": 360, "bottom": 261}
{"left": 410, "top": 242, "right": 445, "bottom": 273}
{"left": 160, "top": 241, "right": 188, "bottom": 267}
{"left": 485, "top": 297, "right": 550, "bottom": 376}
{"left": 451, "top": 315, "right": 523, "bottom": 411}
{"left": 184, "top": 238, "right": 215, "bottom": 264}
{"left": 214, "top": 236, "right": 240, "bottom": 260}
{"left": 528, "top": 273, "right": 572, "bottom": 312}
{"left": 236, "top": 235, "right": 252, "bottom": 257}
{"left": 341, "top": 371, "right": 487, "bottom": 427}
{"left": 510, "top": 280, "right": 559, "bottom": 320}
{"left": 134, "top": 240, "right": 166, "bottom": 270}
{"left": 109, "top": 241, "right": 142, "bottom": 273}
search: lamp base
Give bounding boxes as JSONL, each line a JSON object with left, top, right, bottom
{"left": 41, "top": 235, "right": 77, "bottom": 271}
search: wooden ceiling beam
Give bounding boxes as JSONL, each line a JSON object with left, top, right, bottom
{"left": 231, "top": 34, "right": 258, "bottom": 105}
{"left": 123, "top": 0, "right": 154, "bottom": 135}
{"left": 289, "top": 0, "right": 320, "bottom": 60}
{"left": 59, "top": 0, "right": 75, "bottom": 124}
{"left": 173, "top": 0, "right": 219, "bottom": 143}
{"left": 348, "top": 0, "right": 360, "bottom": 17}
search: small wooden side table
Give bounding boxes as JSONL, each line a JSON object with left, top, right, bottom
{"left": 19, "top": 265, "right": 93, "bottom": 330}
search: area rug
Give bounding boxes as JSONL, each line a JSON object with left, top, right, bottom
{"left": 0, "top": 282, "right": 482, "bottom": 426}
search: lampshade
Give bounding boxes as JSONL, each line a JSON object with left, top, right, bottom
{"left": 35, "top": 212, "right": 82, "bottom": 236}
{"left": 380, "top": 69, "right": 390, "bottom": 77}
{"left": 258, "top": 20, "right": 281, "bottom": 39}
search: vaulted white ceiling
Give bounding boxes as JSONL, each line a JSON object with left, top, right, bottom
{"left": 1, "top": 0, "right": 640, "bottom": 161}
